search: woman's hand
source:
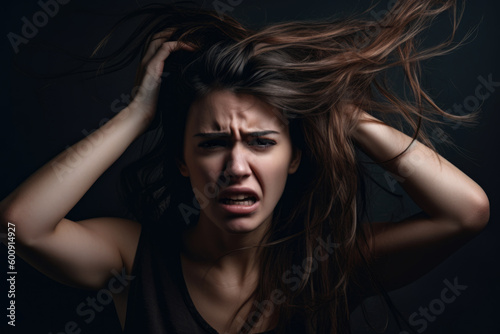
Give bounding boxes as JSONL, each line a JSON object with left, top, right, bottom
{"left": 129, "top": 30, "right": 196, "bottom": 123}
{"left": 0, "top": 30, "right": 198, "bottom": 290}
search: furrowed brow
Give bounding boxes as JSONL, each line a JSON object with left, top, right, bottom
{"left": 193, "top": 132, "right": 231, "bottom": 138}
{"left": 247, "top": 131, "right": 280, "bottom": 137}
{"left": 193, "top": 131, "right": 279, "bottom": 138}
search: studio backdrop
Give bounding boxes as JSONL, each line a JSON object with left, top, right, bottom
{"left": 1, "top": 0, "right": 499, "bottom": 333}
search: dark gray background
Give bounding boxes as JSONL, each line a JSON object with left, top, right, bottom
{"left": 1, "top": 0, "right": 499, "bottom": 333}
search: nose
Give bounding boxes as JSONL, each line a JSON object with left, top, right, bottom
{"left": 223, "top": 142, "right": 252, "bottom": 181}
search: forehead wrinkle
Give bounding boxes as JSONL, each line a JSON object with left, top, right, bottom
{"left": 191, "top": 90, "right": 284, "bottom": 135}
{"left": 201, "top": 92, "right": 251, "bottom": 132}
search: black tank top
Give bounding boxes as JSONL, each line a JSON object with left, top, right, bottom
{"left": 123, "top": 227, "right": 278, "bottom": 334}
{"left": 123, "top": 227, "right": 366, "bottom": 333}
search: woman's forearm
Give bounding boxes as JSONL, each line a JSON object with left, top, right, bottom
{"left": 0, "top": 106, "right": 150, "bottom": 244}
{"left": 353, "top": 111, "right": 489, "bottom": 231}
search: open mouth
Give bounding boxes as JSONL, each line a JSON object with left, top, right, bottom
{"left": 219, "top": 195, "right": 257, "bottom": 206}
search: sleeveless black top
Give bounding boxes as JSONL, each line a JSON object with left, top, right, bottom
{"left": 123, "top": 227, "right": 365, "bottom": 333}
{"left": 123, "top": 227, "right": 279, "bottom": 334}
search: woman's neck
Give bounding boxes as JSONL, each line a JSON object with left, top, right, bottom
{"left": 181, "top": 212, "right": 271, "bottom": 283}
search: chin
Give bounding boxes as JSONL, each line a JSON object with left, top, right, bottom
{"left": 221, "top": 218, "right": 266, "bottom": 234}
{"left": 200, "top": 207, "right": 272, "bottom": 236}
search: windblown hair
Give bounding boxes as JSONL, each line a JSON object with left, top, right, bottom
{"left": 89, "top": 1, "right": 469, "bottom": 333}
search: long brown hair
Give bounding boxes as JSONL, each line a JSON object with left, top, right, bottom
{"left": 90, "top": 1, "right": 470, "bottom": 332}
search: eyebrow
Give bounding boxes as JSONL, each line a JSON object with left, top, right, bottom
{"left": 193, "top": 130, "right": 280, "bottom": 138}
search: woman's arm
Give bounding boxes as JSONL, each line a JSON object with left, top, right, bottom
{"left": 0, "top": 106, "right": 147, "bottom": 289}
{"left": 353, "top": 111, "right": 489, "bottom": 289}
{"left": 0, "top": 38, "right": 192, "bottom": 289}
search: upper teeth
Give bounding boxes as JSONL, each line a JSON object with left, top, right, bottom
{"left": 226, "top": 194, "right": 252, "bottom": 200}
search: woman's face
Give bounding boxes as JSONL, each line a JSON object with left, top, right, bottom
{"left": 179, "top": 90, "right": 301, "bottom": 234}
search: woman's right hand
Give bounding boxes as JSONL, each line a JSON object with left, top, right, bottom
{"left": 129, "top": 30, "right": 196, "bottom": 123}
{"left": 0, "top": 30, "right": 198, "bottom": 290}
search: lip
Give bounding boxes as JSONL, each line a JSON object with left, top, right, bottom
{"left": 217, "top": 187, "right": 260, "bottom": 215}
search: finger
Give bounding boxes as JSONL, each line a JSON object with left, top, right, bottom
{"left": 174, "top": 41, "right": 197, "bottom": 52}
{"left": 147, "top": 41, "right": 183, "bottom": 71}
{"left": 137, "top": 41, "right": 197, "bottom": 88}
{"left": 137, "top": 38, "right": 173, "bottom": 83}
{"left": 142, "top": 41, "right": 191, "bottom": 80}
{"left": 140, "top": 39, "right": 195, "bottom": 73}
{"left": 151, "top": 28, "right": 176, "bottom": 40}
{"left": 142, "top": 28, "right": 179, "bottom": 62}
{"left": 134, "top": 37, "right": 168, "bottom": 86}
{"left": 141, "top": 37, "right": 169, "bottom": 65}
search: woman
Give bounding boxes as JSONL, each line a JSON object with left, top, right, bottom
{"left": 0, "top": 0, "right": 490, "bottom": 333}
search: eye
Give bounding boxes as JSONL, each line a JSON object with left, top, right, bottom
{"left": 248, "top": 138, "right": 276, "bottom": 149}
{"left": 198, "top": 139, "right": 228, "bottom": 149}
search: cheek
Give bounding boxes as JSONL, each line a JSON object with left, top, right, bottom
{"left": 257, "top": 154, "right": 293, "bottom": 202}
{"left": 185, "top": 155, "right": 224, "bottom": 191}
